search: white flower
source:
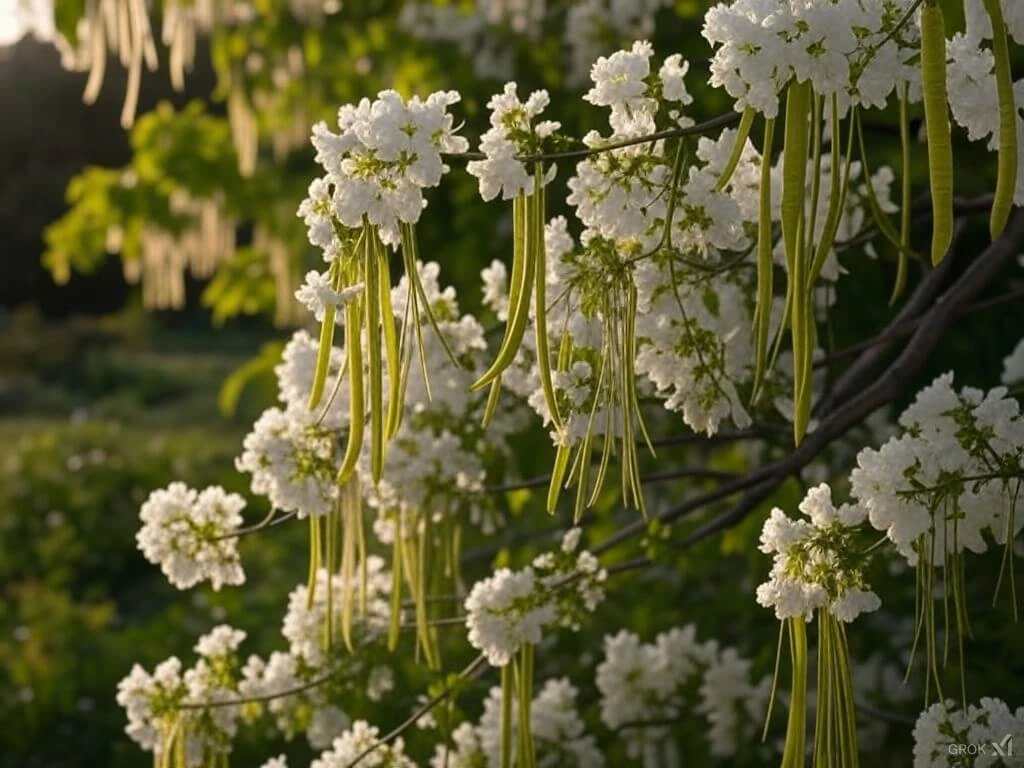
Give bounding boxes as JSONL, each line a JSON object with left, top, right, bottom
{"left": 236, "top": 407, "right": 339, "bottom": 517}
{"left": 851, "top": 372, "right": 1024, "bottom": 565}
{"left": 466, "top": 82, "right": 558, "bottom": 202}
{"left": 465, "top": 538, "right": 606, "bottom": 666}
{"left": 136, "top": 483, "right": 246, "bottom": 590}
{"left": 465, "top": 567, "right": 556, "bottom": 666}
{"left": 756, "top": 483, "right": 880, "bottom": 623}
{"left": 195, "top": 625, "right": 246, "bottom": 659}
{"left": 303, "top": 89, "right": 467, "bottom": 248}
{"left": 438, "top": 678, "right": 603, "bottom": 768}
{"left": 659, "top": 54, "right": 693, "bottom": 104}
{"left": 913, "top": 698, "right": 1024, "bottom": 768}
{"left": 585, "top": 40, "right": 654, "bottom": 111}
{"left": 597, "top": 624, "right": 768, "bottom": 759}
{"left": 561, "top": 527, "right": 582, "bottom": 553}
{"left": 311, "top": 721, "right": 417, "bottom": 768}
{"left": 295, "top": 270, "right": 364, "bottom": 323}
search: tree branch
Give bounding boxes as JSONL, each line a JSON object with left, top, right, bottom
{"left": 443, "top": 112, "right": 741, "bottom": 163}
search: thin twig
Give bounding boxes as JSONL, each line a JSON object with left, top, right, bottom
{"left": 176, "top": 667, "right": 342, "bottom": 710}
{"left": 212, "top": 509, "right": 296, "bottom": 541}
{"left": 344, "top": 654, "right": 488, "bottom": 768}
{"left": 443, "top": 112, "right": 741, "bottom": 163}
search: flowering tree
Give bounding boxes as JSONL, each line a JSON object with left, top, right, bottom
{"left": 27, "top": 0, "right": 1024, "bottom": 766}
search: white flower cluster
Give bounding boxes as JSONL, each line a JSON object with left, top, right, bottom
{"left": 433, "top": 677, "right": 603, "bottom": 768}
{"left": 913, "top": 697, "right": 1024, "bottom": 768}
{"left": 136, "top": 482, "right": 246, "bottom": 590}
{"left": 465, "top": 528, "right": 606, "bottom": 666}
{"left": 756, "top": 483, "right": 881, "bottom": 623}
{"left": 567, "top": 42, "right": 692, "bottom": 246}
{"left": 596, "top": 624, "right": 771, "bottom": 759}
{"left": 850, "top": 373, "right": 1024, "bottom": 565}
{"left": 294, "top": 269, "right": 364, "bottom": 323}
{"left": 116, "top": 625, "right": 247, "bottom": 768}
{"left": 311, "top": 720, "right": 417, "bottom": 768}
{"left": 236, "top": 405, "right": 340, "bottom": 517}
{"left": 466, "top": 83, "right": 560, "bottom": 202}
{"left": 944, "top": 30, "right": 1024, "bottom": 205}
{"left": 703, "top": 0, "right": 920, "bottom": 118}
{"left": 301, "top": 89, "right": 468, "bottom": 249}
{"left": 239, "top": 560, "right": 394, "bottom": 748}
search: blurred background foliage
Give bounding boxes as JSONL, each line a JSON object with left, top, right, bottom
{"left": 1, "top": 1, "right": 1024, "bottom": 767}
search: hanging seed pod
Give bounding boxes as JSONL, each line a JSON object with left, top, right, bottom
{"left": 752, "top": 117, "right": 776, "bottom": 402}
{"left": 982, "top": 0, "right": 1018, "bottom": 239}
{"left": 714, "top": 107, "right": 756, "bottom": 192}
{"left": 920, "top": 2, "right": 954, "bottom": 265}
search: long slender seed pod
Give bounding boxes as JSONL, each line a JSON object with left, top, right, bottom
{"left": 399, "top": 227, "right": 431, "bottom": 403}
{"left": 417, "top": 511, "right": 439, "bottom": 669}
{"left": 325, "top": 501, "right": 337, "bottom": 651}
{"left": 500, "top": 665, "right": 513, "bottom": 768}
{"left": 893, "top": 86, "right": 913, "bottom": 304}
{"left": 336, "top": 285, "right": 365, "bottom": 485}
{"left": 806, "top": 95, "right": 825, "bottom": 261}
{"left": 404, "top": 224, "right": 460, "bottom": 367}
{"left": 572, "top": 430, "right": 593, "bottom": 524}
{"left": 783, "top": 81, "right": 813, "bottom": 444}
{"left": 307, "top": 257, "right": 343, "bottom": 410}
{"left": 547, "top": 444, "right": 571, "bottom": 514}
{"left": 781, "top": 81, "right": 812, "bottom": 276}
{"left": 365, "top": 231, "right": 384, "bottom": 484}
{"left": 921, "top": 3, "right": 954, "bottom": 265}
{"left": 380, "top": 246, "right": 403, "bottom": 439}
{"left": 809, "top": 100, "right": 854, "bottom": 291}
{"left": 714, "top": 107, "right": 756, "bottom": 192}
{"left": 340, "top": 485, "right": 357, "bottom": 652}
{"left": 982, "top": 0, "right": 1018, "bottom": 239}
{"left": 814, "top": 611, "right": 831, "bottom": 766}
{"left": 854, "top": 114, "right": 918, "bottom": 262}
{"left": 520, "top": 644, "right": 536, "bottom": 768}
{"left": 781, "top": 617, "right": 808, "bottom": 768}
{"left": 752, "top": 117, "right": 776, "bottom": 402}
{"left": 532, "top": 166, "right": 562, "bottom": 429}
{"left": 791, "top": 214, "right": 812, "bottom": 444}
{"left": 474, "top": 195, "right": 530, "bottom": 390}
{"left": 588, "top": 358, "right": 615, "bottom": 510}
{"left": 546, "top": 332, "right": 575, "bottom": 512}
{"left": 306, "top": 514, "right": 320, "bottom": 609}
{"left": 482, "top": 376, "right": 503, "bottom": 428}
{"left": 388, "top": 523, "right": 402, "bottom": 651}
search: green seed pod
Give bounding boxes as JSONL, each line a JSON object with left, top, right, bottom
{"left": 982, "top": 0, "right": 1018, "bottom": 239}
{"left": 921, "top": 3, "right": 954, "bottom": 264}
